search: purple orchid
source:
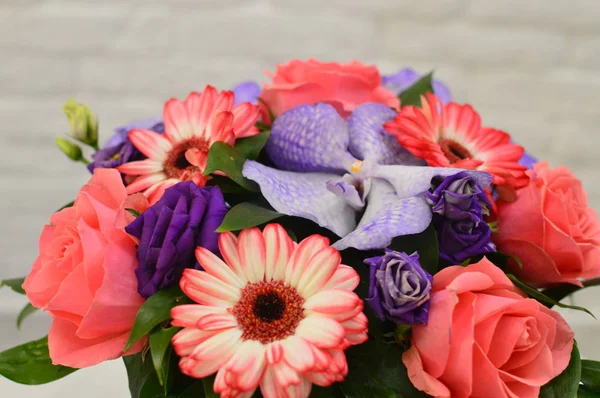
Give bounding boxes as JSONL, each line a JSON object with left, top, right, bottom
{"left": 232, "top": 81, "right": 261, "bottom": 105}
{"left": 242, "top": 103, "right": 493, "bottom": 251}
{"left": 382, "top": 68, "right": 452, "bottom": 103}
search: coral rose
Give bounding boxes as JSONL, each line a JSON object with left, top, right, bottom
{"left": 260, "top": 58, "right": 399, "bottom": 118}
{"left": 494, "top": 161, "right": 600, "bottom": 286}
{"left": 402, "top": 258, "right": 574, "bottom": 398}
{"left": 23, "top": 169, "right": 146, "bottom": 368}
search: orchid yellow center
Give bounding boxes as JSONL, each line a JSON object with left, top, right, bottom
{"left": 351, "top": 160, "right": 364, "bottom": 173}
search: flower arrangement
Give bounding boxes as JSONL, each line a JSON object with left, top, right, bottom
{"left": 1, "top": 59, "right": 600, "bottom": 398}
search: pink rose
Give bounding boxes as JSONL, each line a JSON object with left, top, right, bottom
{"left": 260, "top": 58, "right": 399, "bottom": 118}
{"left": 494, "top": 161, "right": 600, "bottom": 287}
{"left": 402, "top": 258, "right": 574, "bottom": 398}
{"left": 23, "top": 169, "right": 147, "bottom": 368}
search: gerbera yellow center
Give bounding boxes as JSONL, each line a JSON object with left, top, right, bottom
{"left": 439, "top": 139, "right": 472, "bottom": 164}
{"left": 231, "top": 280, "right": 305, "bottom": 344}
{"left": 164, "top": 137, "right": 209, "bottom": 179}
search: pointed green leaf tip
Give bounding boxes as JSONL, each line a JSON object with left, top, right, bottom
{"left": 398, "top": 72, "right": 434, "bottom": 107}
{"left": 126, "top": 208, "right": 141, "bottom": 217}
{"left": 0, "top": 278, "right": 26, "bottom": 294}
{"left": 216, "top": 202, "right": 284, "bottom": 232}
{"left": 16, "top": 303, "right": 38, "bottom": 330}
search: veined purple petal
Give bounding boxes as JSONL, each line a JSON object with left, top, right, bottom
{"left": 347, "top": 103, "right": 424, "bottom": 166}
{"left": 382, "top": 68, "right": 452, "bottom": 104}
{"left": 243, "top": 161, "right": 357, "bottom": 237}
{"left": 265, "top": 103, "right": 357, "bottom": 173}
{"left": 326, "top": 173, "right": 370, "bottom": 210}
{"left": 371, "top": 165, "right": 492, "bottom": 199}
{"left": 232, "top": 81, "right": 261, "bottom": 105}
{"left": 332, "top": 179, "right": 432, "bottom": 251}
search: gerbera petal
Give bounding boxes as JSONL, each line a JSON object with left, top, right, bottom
{"left": 188, "top": 86, "right": 217, "bottom": 137}
{"left": 243, "top": 161, "right": 357, "bottom": 238}
{"left": 225, "top": 340, "right": 266, "bottom": 374}
{"left": 340, "top": 312, "right": 368, "bottom": 334}
{"left": 285, "top": 234, "right": 331, "bottom": 288}
{"left": 231, "top": 102, "right": 261, "bottom": 138}
{"left": 118, "top": 159, "right": 163, "bottom": 175}
{"left": 196, "top": 312, "right": 238, "bottom": 331}
{"left": 304, "top": 289, "right": 361, "bottom": 317}
{"left": 332, "top": 179, "right": 433, "bottom": 251}
{"left": 125, "top": 172, "right": 167, "bottom": 195}
{"left": 263, "top": 224, "right": 295, "bottom": 282}
{"left": 195, "top": 247, "right": 245, "bottom": 288}
{"left": 171, "top": 328, "right": 220, "bottom": 356}
{"left": 212, "top": 90, "right": 235, "bottom": 112}
{"left": 265, "top": 103, "right": 357, "bottom": 173}
{"left": 190, "top": 327, "right": 243, "bottom": 362}
{"left": 237, "top": 227, "right": 266, "bottom": 283}
{"left": 371, "top": 164, "right": 492, "bottom": 199}
{"left": 266, "top": 341, "right": 284, "bottom": 365}
{"left": 218, "top": 232, "right": 246, "bottom": 280}
{"left": 295, "top": 315, "right": 345, "bottom": 348}
{"left": 296, "top": 246, "right": 341, "bottom": 298}
{"left": 163, "top": 98, "right": 193, "bottom": 141}
{"left": 207, "top": 111, "right": 234, "bottom": 144}
{"left": 181, "top": 268, "right": 241, "bottom": 304}
{"left": 347, "top": 103, "right": 423, "bottom": 166}
{"left": 226, "top": 341, "right": 267, "bottom": 391}
{"left": 281, "top": 335, "right": 316, "bottom": 372}
{"left": 171, "top": 304, "right": 227, "bottom": 328}
{"left": 322, "top": 265, "right": 359, "bottom": 291}
{"left": 128, "top": 128, "right": 172, "bottom": 160}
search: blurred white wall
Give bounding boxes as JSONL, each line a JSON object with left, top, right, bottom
{"left": 1, "top": 0, "right": 600, "bottom": 395}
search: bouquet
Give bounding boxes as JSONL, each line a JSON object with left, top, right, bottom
{"left": 2, "top": 58, "right": 600, "bottom": 398}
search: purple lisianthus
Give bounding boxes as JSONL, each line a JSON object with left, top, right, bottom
{"left": 232, "top": 81, "right": 261, "bottom": 105}
{"left": 365, "top": 250, "right": 432, "bottom": 325}
{"left": 519, "top": 151, "right": 537, "bottom": 170}
{"left": 425, "top": 172, "right": 496, "bottom": 264}
{"left": 125, "top": 182, "right": 228, "bottom": 298}
{"left": 382, "top": 68, "right": 452, "bottom": 103}
{"left": 87, "top": 117, "right": 164, "bottom": 174}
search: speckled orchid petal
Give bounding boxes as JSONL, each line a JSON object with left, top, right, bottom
{"left": 265, "top": 103, "right": 358, "bottom": 174}
{"left": 371, "top": 164, "right": 492, "bottom": 199}
{"left": 326, "top": 173, "right": 371, "bottom": 211}
{"left": 333, "top": 179, "right": 432, "bottom": 251}
{"left": 243, "top": 161, "right": 357, "bottom": 237}
{"left": 347, "top": 103, "right": 424, "bottom": 166}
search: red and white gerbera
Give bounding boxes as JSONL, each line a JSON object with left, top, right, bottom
{"left": 171, "top": 224, "right": 368, "bottom": 398}
{"left": 118, "top": 85, "right": 260, "bottom": 204}
{"left": 384, "top": 92, "right": 528, "bottom": 189}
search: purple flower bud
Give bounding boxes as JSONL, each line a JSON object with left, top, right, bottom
{"left": 364, "top": 250, "right": 432, "bottom": 325}
{"left": 425, "top": 172, "right": 496, "bottom": 264}
{"left": 125, "top": 182, "right": 228, "bottom": 298}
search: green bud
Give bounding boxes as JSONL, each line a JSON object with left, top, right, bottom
{"left": 56, "top": 137, "right": 83, "bottom": 162}
{"left": 63, "top": 99, "right": 98, "bottom": 147}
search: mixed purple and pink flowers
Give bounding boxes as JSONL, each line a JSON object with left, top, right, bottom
{"left": 2, "top": 59, "right": 600, "bottom": 398}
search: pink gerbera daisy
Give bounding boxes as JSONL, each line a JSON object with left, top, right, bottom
{"left": 384, "top": 93, "right": 528, "bottom": 189}
{"left": 118, "top": 85, "right": 260, "bottom": 203}
{"left": 171, "top": 224, "right": 368, "bottom": 398}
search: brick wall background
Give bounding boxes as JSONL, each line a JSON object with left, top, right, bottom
{"left": 1, "top": 0, "right": 600, "bottom": 394}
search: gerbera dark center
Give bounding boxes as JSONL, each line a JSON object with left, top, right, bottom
{"left": 439, "top": 139, "right": 472, "bottom": 164}
{"left": 231, "top": 280, "right": 305, "bottom": 344}
{"left": 253, "top": 292, "right": 286, "bottom": 322}
{"left": 164, "top": 137, "right": 208, "bottom": 179}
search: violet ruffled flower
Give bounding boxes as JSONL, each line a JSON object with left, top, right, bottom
{"left": 365, "top": 250, "right": 432, "bottom": 325}
{"left": 232, "top": 81, "right": 261, "bottom": 105}
{"left": 425, "top": 172, "right": 496, "bottom": 264}
{"left": 382, "top": 68, "right": 452, "bottom": 103}
{"left": 88, "top": 117, "right": 164, "bottom": 174}
{"left": 125, "top": 182, "right": 228, "bottom": 298}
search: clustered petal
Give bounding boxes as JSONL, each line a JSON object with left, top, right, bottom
{"left": 171, "top": 224, "right": 367, "bottom": 398}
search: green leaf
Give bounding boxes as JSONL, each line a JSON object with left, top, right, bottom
{"left": 202, "top": 376, "right": 219, "bottom": 398}
{"left": 388, "top": 223, "right": 439, "bottom": 274}
{"left": 204, "top": 142, "right": 258, "bottom": 192}
{"left": 216, "top": 202, "right": 284, "bottom": 232}
{"left": 125, "top": 286, "right": 187, "bottom": 351}
{"left": 233, "top": 130, "right": 270, "bottom": 160}
{"left": 581, "top": 360, "right": 600, "bottom": 392}
{"left": 0, "top": 278, "right": 26, "bottom": 294}
{"left": 124, "top": 352, "right": 162, "bottom": 398}
{"left": 176, "top": 380, "right": 206, "bottom": 398}
{"left": 579, "top": 387, "right": 600, "bottom": 398}
{"left": 507, "top": 275, "right": 595, "bottom": 318}
{"left": 0, "top": 336, "right": 77, "bottom": 384}
{"left": 126, "top": 208, "right": 141, "bottom": 217}
{"left": 16, "top": 303, "right": 38, "bottom": 330}
{"left": 398, "top": 72, "right": 434, "bottom": 107}
{"left": 57, "top": 201, "right": 74, "bottom": 211}
{"left": 540, "top": 341, "right": 581, "bottom": 398}
{"left": 149, "top": 326, "right": 179, "bottom": 388}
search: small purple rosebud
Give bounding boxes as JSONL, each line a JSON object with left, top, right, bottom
{"left": 125, "top": 182, "right": 228, "bottom": 298}
{"left": 426, "top": 172, "right": 496, "bottom": 264}
{"left": 364, "top": 250, "right": 432, "bottom": 325}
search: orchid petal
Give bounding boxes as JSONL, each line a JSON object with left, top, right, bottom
{"left": 333, "top": 179, "right": 432, "bottom": 251}
{"left": 371, "top": 165, "right": 492, "bottom": 199}
{"left": 348, "top": 103, "right": 424, "bottom": 166}
{"left": 243, "top": 161, "right": 357, "bottom": 237}
{"left": 265, "top": 103, "right": 357, "bottom": 173}
{"left": 326, "top": 174, "right": 370, "bottom": 211}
